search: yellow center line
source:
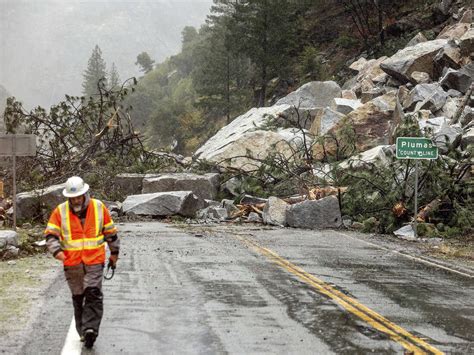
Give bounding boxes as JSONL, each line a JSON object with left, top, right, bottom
{"left": 236, "top": 235, "right": 444, "bottom": 355}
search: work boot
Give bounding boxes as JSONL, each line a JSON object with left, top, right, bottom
{"left": 83, "top": 329, "right": 97, "bottom": 349}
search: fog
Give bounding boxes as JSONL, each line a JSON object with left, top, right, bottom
{"left": 0, "top": 0, "right": 212, "bottom": 108}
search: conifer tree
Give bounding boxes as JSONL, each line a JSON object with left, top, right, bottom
{"left": 135, "top": 52, "right": 155, "bottom": 74}
{"left": 108, "top": 62, "right": 121, "bottom": 90}
{"left": 82, "top": 45, "right": 108, "bottom": 97}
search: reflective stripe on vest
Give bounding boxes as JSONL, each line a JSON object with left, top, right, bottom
{"left": 93, "top": 199, "right": 104, "bottom": 236}
{"left": 59, "top": 202, "right": 72, "bottom": 241}
{"left": 58, "top": 199, "right": 105, "bottom": 251}
{"left": 45, "top": 222, "right": 61, "bottom": 235}
{"left": 60, "top": 235, "right": 106, "bottom": 251}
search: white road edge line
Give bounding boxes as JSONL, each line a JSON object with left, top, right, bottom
{"left": 61, "top": 316, "right": 82, "bottom": 355}
{"left": 337, "top": 231, "right": 474, "bottom": 279}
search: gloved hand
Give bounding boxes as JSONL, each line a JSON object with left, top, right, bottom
{"left": 108, "top": 254, "right": 118, "bottom": 269}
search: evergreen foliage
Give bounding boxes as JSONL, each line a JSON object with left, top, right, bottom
{"left": 82, "top": 45, "right": 108, "bottom": 97}
{"left": 135, "top": 52, "right": 155, "bottom": 74}
{"left": 108, "top": 63, "right": 121, "bottom": 90}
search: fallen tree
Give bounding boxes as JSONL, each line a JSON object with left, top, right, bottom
{"left": 1, "top": 78, "right": 182, "bottom": 200}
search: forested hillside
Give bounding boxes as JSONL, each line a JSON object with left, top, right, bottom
{"left": 125, "top": 0, "right": 470, "bottom": 155}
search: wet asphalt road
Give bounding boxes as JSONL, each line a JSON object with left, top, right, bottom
{"left": 20, "top": 222, "right": 474, "bottom": 354}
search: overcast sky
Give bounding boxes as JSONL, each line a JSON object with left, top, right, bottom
{"left": 0, "top": 0, "right": 212, "bottom": 108}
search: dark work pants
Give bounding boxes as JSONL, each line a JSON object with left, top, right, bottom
{"left": 64, "top": 263, "right": 104, "bottom": 336}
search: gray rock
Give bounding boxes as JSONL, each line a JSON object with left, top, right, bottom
{"left": 310, "top": 108, "right": 346, "bottom": 136}
{"left": 419, "top": 116, "right": 449, "bottom": 135}
{"left": 437, "top": 0, "right": 453, "bottom": 15}
{"left": 286, "top": 196, "right": 342, "bottom": 229}
{"left": 333, "top": 98, "right": 363, "bottom": 115}
{"left": 14, "top": 183, "right": 65, "bottom": 221}
{"left": 194, "top": 105, "right": 313, "bottom": 171}
{"left": 262, "top": 197, "right": 288, "bottom": 226}
{"left": 122, "top": 191, "right": 205, "bottom": 217}
{"left": 349, "top": 57, "right": 367, "bottom": 72}
{"left": 460, "top": 107, "right": 473, "bottom": 127}
{"left": 142, "top": 173, "right": 220, "bottom": 200}
{"left": 247, "top": 212, "right": 262, "bottom": 223}
{"left": 433, "top": 122, "right": 463, "bottom": 151}
{"left": 380, "top": 39, "right": 449, "bottom": 83}
{"left": 196, "top": 206, "right": 228, "bottom": 221}
{"left": 104, "top": 200, "right": 122, "bottom": 214}
{"left": 221, "top": 199, "right": 239, "bottom": 217}
{"left": 440, "top": 97, "right": 461, "bottom": 120}
{"left": 205, "top": 200, "right": 220, "bottom": 207}
{"left": 113, "top": 173, "right": 147, "bottom": 197}
{"left": 406, "top": 32, "right": 428, "bottom": 47}
{"left": 342, "top": 216, "right": 352, "bottom": 228}
{"left": 461, "top": 127, "right": 474, "bottom": 149}
{"left": 459, "top": 27, "right": 474, "bottom": 56}
{"left": 275, "top": 81, "right": 342, "bottom": 109}
{"left": 447, "top": 89, "right": 462, "bottom": 97}
{"left": 341, "top": 89, "right": 357, "bottom": 100}
{"left": 403, "top": 83, "right": 448, "bottom": 112}
{"left": 439, "top": 68, "right": 473, "bottom": 94}
{"left": 410, "top": 71, "right": 431, "bottom": 84}
{"left": 0, "top": 230, "right": 19, "bottom": 248}
{"left": 339, "top": 145, "right": 395, "bottom": 170}
{"left": 360, "top": 87, "right": 384, "bottom": 103}
{"left": 459, "top": 9, "right": 472, "bottom": 23}
{"left": 394, "top": 225, "right": 416, "bottom": 240}
{"left": 223, "top": 177, "right": 242, "bottom": 196}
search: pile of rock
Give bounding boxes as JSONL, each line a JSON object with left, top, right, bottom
{"left": 6, "top": 9, "right": 473, "bottom": 236}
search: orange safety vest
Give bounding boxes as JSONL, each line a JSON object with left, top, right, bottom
{"left": 44, "top": 199, "right": 117, "bottom": 266}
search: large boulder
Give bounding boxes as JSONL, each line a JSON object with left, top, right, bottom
{"left": 114, "top": 173, "right": 147, "bottom": 197}
{"left": 0, "top": 230, "right": 18, "bottom": 249}
{"left": 459, "top": 27, "right": 474, "bottom": 56}
{"left": 314, "top": 93, "right": 396, "bottom": 158}
{"left": 380, "top": 39, "right": 449, "bottom": 83}
{"left": 262, "top": 197, "right": 288, "bottom": 226}
{"left": 195, "top": 105, "right": 312, "bottom": 171}
{"left": 461, "top": 127, "right": 474, "bottom": 149}
{"left": 275, "top": 81, "right": 342, "bottom": 109}
{"left": 406, "top": 32, "right": 428, "bottom": 47}
{"left": 14, "top": 184, "right": 65, "bottom": 220}
{"left": 439, "top": 67, "right": 473, "bottom": 94}
{"left": 440, "top": 97, "right": 461, "bottom": 120}
{"left": 437, "top": 22, "right": 470, "bottom": 40}
{"left": 418, "top": 116, "right": 449, "bottom": 135}
{"left": 286, "top": 196, "right": 342, "bottom": 229}
{"left": 403, "top": 83, "right": 448, "bottom": 112}
{"left": 309, "top": 108, "right": 346, "bottom": 136}
{"left": 333, "top": 98, "right": 363, "bottom": 115}
{"left": 142, "top": 173, "right": 220, "bottom": 200}
{"left": 433, "top": 122, "right": 463, "bottom": 152}
{"left": 122, "top": 191, "right": 205, "bottom": 217}
{"left": 339, "top": 145, "right": 395, "bottom": 170}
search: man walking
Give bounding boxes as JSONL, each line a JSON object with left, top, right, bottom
{"left": 44, "top": 176, "right": 120, "bottom": 349}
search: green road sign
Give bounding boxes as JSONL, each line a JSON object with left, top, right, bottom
{"left": 396, "top": 137, "right": 438, "bottom": 160}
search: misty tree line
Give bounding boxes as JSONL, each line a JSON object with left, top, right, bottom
{"left": 74, "top": 0, "right": 428, "bottom": 155}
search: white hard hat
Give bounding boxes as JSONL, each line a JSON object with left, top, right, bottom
{"left": 63, "top": 176, "right": 89, "bottom": 198}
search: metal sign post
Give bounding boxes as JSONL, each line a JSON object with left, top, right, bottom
{"left": 0, "top": 134, "right": 37, "bottom": 230}
{"left": 396, "top": 137, "right": 438, "bottom": 238}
